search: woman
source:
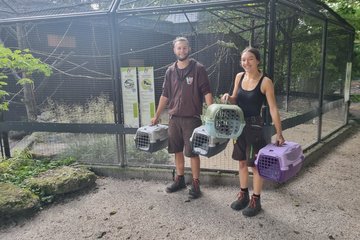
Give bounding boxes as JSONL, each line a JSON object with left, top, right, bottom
{"left": 221, "top": 47, "right": 285, "bottom": 217}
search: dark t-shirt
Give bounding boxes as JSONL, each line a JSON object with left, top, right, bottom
{"left": 236, "top": 73, "right": 266, "bottom": 118}
{"left": 162, "top": 59, "right": 211, "bottom": 117}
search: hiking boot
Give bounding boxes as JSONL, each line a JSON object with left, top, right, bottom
{"left": 230, "top": 191, "right": 250, "bottom": 210}
{"left": 165, "top": 175, "right": 186, "bottom": 193}
{"left": 242, "top": 195, "right": 262, "bottom": 217}
{"left": 188, "top": 178, "right": 201, "bottom": 199}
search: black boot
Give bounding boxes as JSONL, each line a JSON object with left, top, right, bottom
{"left": 165, "top": 175, "right": 186, "bottom": 193}
{"left": 242, "top": 194, "right": 262, "bottom": 217}
{"left": 230, "top": 191, "right": 250, "bottom": 211}
{"left": 188, "top": 178, "right": 201, "bottom": 199}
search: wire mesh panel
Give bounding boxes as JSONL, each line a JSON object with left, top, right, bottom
{"left": 9, "top": 132, "right": 119, "bottom": 165}
{"left": 1, "top": 16, "right": 114, "bottom": 123}
{"left": 321, "top": 22, "right": 351, "bottom": 137}
{"left": 125, "top": 134, "right": 171, "bottom": 167}
{"left": 116, "top": 2, "right": 268, "bottom": 104}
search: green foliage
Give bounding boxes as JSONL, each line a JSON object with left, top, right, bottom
{"left": 350, "top": 94, "right": 360, "bottom": 102}
{"left": 0, "top": 150, "right": 75, "bottom": 188}
{"left": 323, "top": 0, "right": 360, "bottom": 78}
{"left": 0, "top": 44, "right": 52, "bottom": 111}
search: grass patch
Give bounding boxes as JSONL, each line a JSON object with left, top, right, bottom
{"left": 350, "top": 94, "right": 360, "bottom": 103}
{"left": 40, "top": 94, "right": 114, "bottom": 123}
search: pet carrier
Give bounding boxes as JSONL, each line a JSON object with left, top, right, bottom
{"left": 204, "top": 104, "right": 245, "bottom": 139}
{"left": 190, "top": 126, "right": 229, "bottom": 157}
{"left": 134, "top": 124, "right": 168, "bottom": 153}
{"left": 255, "top": 141, "right": 304, "bottom": 183}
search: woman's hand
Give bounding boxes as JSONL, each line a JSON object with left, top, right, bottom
{"left": 276, "top": 133, "right": 285, "bottom": 146}
{"left": 221, "top": 93, "right": 230, "bottom": 103}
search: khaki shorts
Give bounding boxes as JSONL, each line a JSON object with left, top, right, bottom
{"left": 232, "top": 123, "right": 266, "bottom": 167}
{"left": 168, "top": 116, "right": 202, "bottom": 157}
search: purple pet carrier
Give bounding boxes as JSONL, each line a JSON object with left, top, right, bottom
{"left": 255, "top": 141, "right": 304, "bottom": 183}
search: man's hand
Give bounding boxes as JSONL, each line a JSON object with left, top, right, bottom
{"left": 151, "top": 116, "right": 159, "bottom": 125}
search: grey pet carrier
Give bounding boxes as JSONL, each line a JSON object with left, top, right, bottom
{"left": 134, "top": 124, "right": 168, "bottom": 152}
{"left": 190, "top": 126, "right": 229, "bottom": 158}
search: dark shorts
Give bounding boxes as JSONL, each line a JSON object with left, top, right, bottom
{"left": 232, "top": 119, "right": 266, "bottom": 167}
{"left": 168, "top": 116, "right": 202, "bottom": 157}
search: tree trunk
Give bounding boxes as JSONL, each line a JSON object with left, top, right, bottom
{"left": 16, "top": 23, "right": 37, "bottom": 121}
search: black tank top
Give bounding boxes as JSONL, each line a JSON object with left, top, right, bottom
{"left": 236, "top": 73, "right": 266, "bottom": 118}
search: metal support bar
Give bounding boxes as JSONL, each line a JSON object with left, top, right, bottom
{"left": 317, "top": 19, "right": 328, "bottom": 142}
{"left": 346, "top": 32, "right": 355, "bottom": 125}
{"left": 117, "top": 0, "right": 263, "bottom": 16}
{"left": 285, "top": 40, "right": 292, "bottom": 112}
{"left": 109, "top": 4, "right": 126, "bottom": 166}
{"left": 263, "top": 0, "right": 276, "bottom": 133}
{"left": 267, "top": 0, "right": 276, "bottom": 79}
{"left": 0, "top": 132, "right": 10, "bottom": 158}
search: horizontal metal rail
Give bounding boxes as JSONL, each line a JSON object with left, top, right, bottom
{"left": 0, "top": 122, "right": 137, "bottom": 134}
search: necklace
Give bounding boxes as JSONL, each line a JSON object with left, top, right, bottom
{"left": 244, "top": 72, "right": 262, "bottom": 82}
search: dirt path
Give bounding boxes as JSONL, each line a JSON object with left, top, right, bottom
{"left": 1, "top": 122, "right": 360, "bottom": 239}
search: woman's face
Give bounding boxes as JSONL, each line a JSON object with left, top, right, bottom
{"left": 240, "top": 51, "right": 260, "bottom": 72}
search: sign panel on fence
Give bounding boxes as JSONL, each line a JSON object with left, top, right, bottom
{"left": 120, "top": 67, "right": 139, "bottom": 127}
{"left": 344, "top": 62, "right": 352, "bottom": 102}
{"left": 138, "top": 67, "right": 155, "bottom": 126}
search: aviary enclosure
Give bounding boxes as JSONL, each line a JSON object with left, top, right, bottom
{"left": 0, "top": 0, "right": 355, "bottom": 173}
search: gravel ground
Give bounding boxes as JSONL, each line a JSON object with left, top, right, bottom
{"left": 1, "top": 104, "right": 360, "bottom": 240}
{"left": 1, "top": 124, "right": 360, "bottom": 240}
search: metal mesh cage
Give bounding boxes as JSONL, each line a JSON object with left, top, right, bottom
{"left": 204, "top": 104, "right": 245, "bottom": 139}
{"left": 190, "top": 126, "right": 229, "bottom": 158}
{"left": 134, "top": 124, "right": 168, "bottom": 152}
{"left": 0, "top": 0, "right": 354, "bottom": 170}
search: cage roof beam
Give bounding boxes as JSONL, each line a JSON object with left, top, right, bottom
{"left": 278, "top": 0, "right": 354, "bottom": 32}
{"left": 116, "top": 0, "right": 265, "bottom": 17}
{"left": 0, "top": 11, "right": 109, "bottom": 25}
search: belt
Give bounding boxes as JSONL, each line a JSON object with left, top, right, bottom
{"left": 170, "top": 115, "right": 200, "bottom": 119}
{"left": 245, "top": 115, "right": 263, "bottom": 125}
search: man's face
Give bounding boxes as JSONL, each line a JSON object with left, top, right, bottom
{"left": 173, "top": 40, "right": 190, "bottom": 61}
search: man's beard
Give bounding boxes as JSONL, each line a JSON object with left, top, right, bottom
{"left": 176, "top": 53, "right": 189, "bottom": 61}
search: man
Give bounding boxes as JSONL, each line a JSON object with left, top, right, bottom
{"left": 151, "top": 36, "right": 213, "bottom": 199}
